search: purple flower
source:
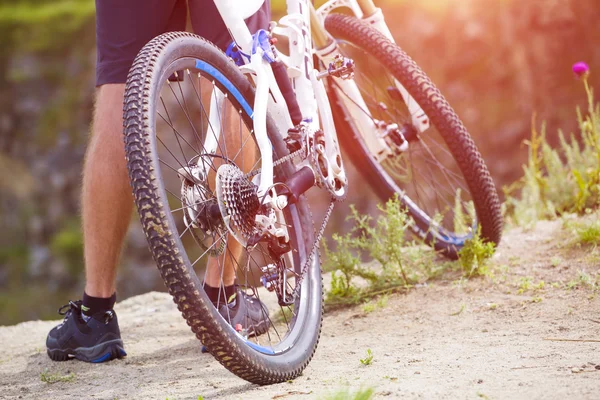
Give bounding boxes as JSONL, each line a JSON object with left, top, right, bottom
{"left": 572, "top": 62, "right": 590, "bottom": 78}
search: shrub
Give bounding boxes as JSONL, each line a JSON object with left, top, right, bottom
{"left": 504, "top": 67, "right": 600, "bottom": 225}
{"left": 323, "top": 195, "right": 455, "bottom": 307}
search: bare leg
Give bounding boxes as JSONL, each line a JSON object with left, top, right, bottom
{"left": 203, "top": 87, "right": 257, "bottom": 289}
{"left": 82, "top": 84, "right": 132, "bottom": 298}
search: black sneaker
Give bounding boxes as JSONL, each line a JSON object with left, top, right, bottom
{"left": 46, "top": 300, "right": 126, "bottom": 363}
{"left": 218, "top": 287, "right": 269, "bottom": 337}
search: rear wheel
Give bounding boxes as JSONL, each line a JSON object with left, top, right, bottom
{"left": 325, "top": 14, "right": 503, "bottom": 258}
{"left": 123, "top": 32, "right": 322, "bottom": 384}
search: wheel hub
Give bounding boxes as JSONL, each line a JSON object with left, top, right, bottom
{"left": 178, "top": 163, "right": 225, "bottom": 255}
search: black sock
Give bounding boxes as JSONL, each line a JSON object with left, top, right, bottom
{"left": 82, "top": 292, "right": 116, "bottom": 316}
{"left": 204, "top": 284, "right": 236, "bottom": 306}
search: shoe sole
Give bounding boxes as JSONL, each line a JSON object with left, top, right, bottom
{"left": 47, "top": 339, "right": 127, "bottom": 363}
{"left": 246, "top": 318, "right": 269, "bottom": 338}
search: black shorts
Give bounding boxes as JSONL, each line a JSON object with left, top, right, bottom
{"left": 95, "top": 0, "right": 271, "bottom": 86}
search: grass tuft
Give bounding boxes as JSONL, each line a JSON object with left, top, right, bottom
{"left": 40, "top": 369, "right": 75, "bottom": 384}
{"left": 321, "top": 387, "right": 375, "bottom": 400}
{"left": 359, "top": 349, "right": 374, "bottom": 366}
{"left": 504, "top": 76, "right": 600, "bottom": 225}
{"left": 575, "top": 220, "right": 600, "bottom": 245}
{"left": 323, "top": 196, "right": 458, "bottom": 307}
{"left": 457, "top": 228, "right": 496, "bottom": 277}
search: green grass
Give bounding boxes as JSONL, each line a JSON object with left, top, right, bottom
{"left": 40, "top": 369, "right": 75, "bottom": 384}
{"left": 323, "top": 196, "right": 458, "bottom": 307}
{"left": 362, "top": 294, "right": 389, "bottom": 314}
{"left": 516, "top": 277, "right": 545, "bottom": 294}
{"left": 450, "top": 303, "right": 466, "bottom": 316}
{"left": 323, "top": 195, "right": 496, "bottom": 308}
{"left": 457, "top": 227, "right": 496, "bottom": 277}
{"left": 566, "top": 271, "right": 600, "bottom": 292}
{"left": 575, "top": 220, "right": 600, "bottom": 245}
{"left": 504, "top": 76, "right": 600, "bottom": 225}
{"left": 531, "top": 296, "right": 543, "bottom": 303}
{"left": 321, "top": 387, "right": 375, "bottom": 400}
{"left": 359, "top": 349, "right": 374, "bottom": 366}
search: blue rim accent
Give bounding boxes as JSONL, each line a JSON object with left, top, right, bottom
{"left": 194, "top": 60, "right": 254, "bottom": 119}
{"left": 403, "top": 195, "right": 474, "bottom": 246}
{"left": 244, "top": 339, "right": 276, "bottom": 355}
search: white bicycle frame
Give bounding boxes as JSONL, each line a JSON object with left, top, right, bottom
{"left": 206, "top": 0, "right": 427, "bottom": 200}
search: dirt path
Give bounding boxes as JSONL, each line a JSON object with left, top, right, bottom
{"left": 1, "top": 220, "right": 599, "bottom": 400}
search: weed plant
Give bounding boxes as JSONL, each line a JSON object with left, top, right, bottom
{"left": 323, "top": 196, "right": 448, "bottom": 307}
{"left": 323, "top": 196, "right": 494, "bottom": 307}
{"left": 359, "top": 349, "right": 374, "bottom": 366}
{"left": 40, "top": 369, "right": 75, "bottom": 384}
{"left": 321, "top": 387, "right": 375, "bottom": 400}
{"left": 458, "top": 227, "right": 496, "bottom": 277}
{"left": 504, "top": 73, "right": 600, "bottom": 225}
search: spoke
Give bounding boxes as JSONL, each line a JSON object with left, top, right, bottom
{"left": 167, "top": 81, "right": 203, "bottom": 150}
{"left": 410, "top": 159, "right": 458, "bottom": 214}
{"left": 156, "top": 136, "right": 193, "bottom": 177}
{"left": 214, "top": 235, "right": 232, "bottom": 323}
{"left": 419, "top": 138, "right": 469, "bottom": 190}
{"left": 165, "top": 187, "right": 183, "bottom": 203}
{"left": 158, "top": 107, "right": 219, "bottom": 175}
{"left": 157, "top": 109, "right": 216, "bottom": 171}
{"left": 337, "top": 41, "right": 476, "bottom": 232}
{"left": 247, "top": 247, "right": 282, "bottom": 344}
{"left": 179, "top": 221, "right": 193, "bottom": 239}
{"left": 216, "top": 87, "right": 230, "bottom": 162}
{"left": 239, "top": 111, "right": 244, "bottom": 173}
{"left": 231, "top": 128, "right": 256, "bottom": 166}
{"left": 190, "top": 231, "right": 228, "bottom": 268}
{"left": 190, "top": 72, "right": 229, "bottom": 160}
{"left": 160, "top": 97, "right": 190, "bottom": 168}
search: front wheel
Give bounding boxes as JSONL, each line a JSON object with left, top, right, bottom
{"left": 325, "top": 14, "right": 503, "bottom": 258}
{"left": 123, "top": 32, "right": 322, "bottom": 384}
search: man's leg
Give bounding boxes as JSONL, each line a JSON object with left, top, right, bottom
{"left": 82, "top": 84, "right": 131, "bottom": 299}
{"left": 47, "top": 0, "right": 185, "bottom": 362}
{"left": 45, "top": 85, "right": 130, "bottom": 362}
{"left": 200, "top": 95, "right": 269, "bottom": 335}
{"left": 203, "top": 100, "right": 256, "bottom": 290}
{"left": 191, "top": 0, "right": 271, "bottom": 304}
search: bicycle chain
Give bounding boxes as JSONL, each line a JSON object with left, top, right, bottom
{"left": 290, "top": 198, "right": 335, "bottom": 300}
{"left": 244, "top": 145, "right": 305, "bottom": 179}
{"left": 243, "top": 144, "right": 334, "bottom": 301}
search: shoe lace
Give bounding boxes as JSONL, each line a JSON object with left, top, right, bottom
{"left": 57, "top": 301, "right": 114, "bottom": 325}
{"left": 56, "top": 300, "right": 81, "bottom": 328}
{"left": 58, "top": 300, "right": 81, "bottom": 316}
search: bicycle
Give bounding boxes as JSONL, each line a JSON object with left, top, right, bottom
{"left": 123, "top": 0, "right": 503, "bottom": 385}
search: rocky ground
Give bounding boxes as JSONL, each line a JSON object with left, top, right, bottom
{"left": 1, "top": 219, "right": 599, "bottom": 400}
